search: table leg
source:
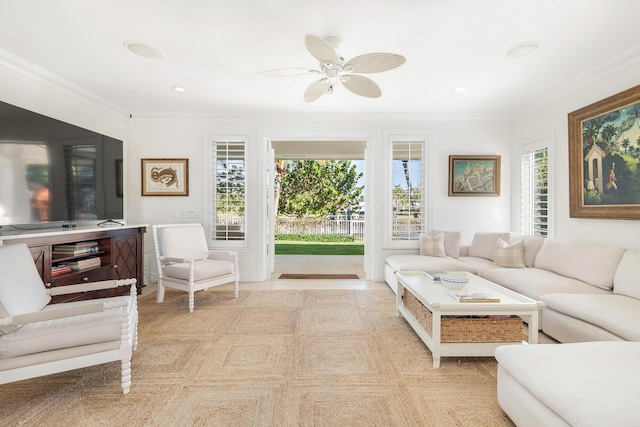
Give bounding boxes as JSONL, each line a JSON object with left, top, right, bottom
{"left": 432, "top": 310, "right": 441, "bottom": 368}
{"left": 527, "top": 311, "right": 539, "bottom": 344}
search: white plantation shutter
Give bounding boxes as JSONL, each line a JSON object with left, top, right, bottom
{"left": 210, "top": 139, "right": 246, "bottom": 243}
{"left": 391, "top": 140, "right": 426, "bottom": 241}
{"left": 519, "top": 144, "right": 550, "bottom": 237}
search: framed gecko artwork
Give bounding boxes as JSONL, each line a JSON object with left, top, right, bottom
{"left": 141, "top": 158, "right": 189, "bottom": 196}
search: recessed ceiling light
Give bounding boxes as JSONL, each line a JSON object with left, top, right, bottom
{"left": 124, "top": 41, "right": 163, "bottom": 59}
{"left": 171, "top": 86, "right": 187, "bottom": 93}
{"left": 454, "top": 86, "right": 468, "bottom": 93}
{"left": 506, "top": 41, "right": 542, "bottom": 58}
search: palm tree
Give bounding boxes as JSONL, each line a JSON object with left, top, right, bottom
{"left": 600, "top": 123, "right": 618, "bottom": 153}
{"left": 621, "top": 138, "right": 631, "bottom": 154}
{"left": 583, "top": 123, "right": 599, "bottom": 148}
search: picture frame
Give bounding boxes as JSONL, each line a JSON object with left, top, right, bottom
{"left": 568, "top": 84, "right": 640, "bottom": 219}
{"left": 141, "top": 158, "right": 189, "bottom": 196}
{"left": 448, "top": 155, "right": 500, "bottom": 197}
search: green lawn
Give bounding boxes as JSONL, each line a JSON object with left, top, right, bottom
{"left": 275, "top": 240, "right": 364, "bottom": 255}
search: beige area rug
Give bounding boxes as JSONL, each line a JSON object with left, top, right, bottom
{"left": 0, "top": 289, "right": 515, "bottom": 426}
{"left": 278, "top": 273, "right": 361, "bottom": 279}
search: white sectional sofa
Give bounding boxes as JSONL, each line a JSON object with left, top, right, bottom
{"left": 495, "top": 341, "right": 640, "bottom": 427}
{"left": 384, "top": 230, "right": 640, "bottom": 343}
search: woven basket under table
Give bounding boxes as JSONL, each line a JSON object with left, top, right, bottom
{"left": 402, "top": 288, "right": 523, "bottom": 343}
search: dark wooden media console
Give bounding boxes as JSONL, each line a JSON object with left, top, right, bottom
{"left": 0, "top": 225, "right": 146, "bottom": 302}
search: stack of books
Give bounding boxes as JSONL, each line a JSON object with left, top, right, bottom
{"left": 52, "top": 241, "right": 99, "bottom": 257}
{"left": 51, "top": 264, "right": 72, "bottom": 276}
{"left": 67, "top": 257, "right": 101, "bottom": 271}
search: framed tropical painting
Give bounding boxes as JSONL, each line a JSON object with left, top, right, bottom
{"left": 568, "top": 84, "right": 640, "bottom": 219}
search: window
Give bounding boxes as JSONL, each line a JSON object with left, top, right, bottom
{"left": 210, "top": 139, "right": 246, "bottom": 244}
{"left": 519, "top": 142, "right": 550, "bottom": 237}
{"left": 390, "top": 140, "right": 426, "bottom": 242}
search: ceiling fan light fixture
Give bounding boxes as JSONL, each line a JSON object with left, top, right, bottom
{"left": 506, "top": 41, "right": 542, "bottom": 58}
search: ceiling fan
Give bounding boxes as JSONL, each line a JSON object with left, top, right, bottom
{"left": 259, "top": 34, "right": 406, "bottom": 102}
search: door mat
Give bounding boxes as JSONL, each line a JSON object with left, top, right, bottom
{"left": 278, "top": 273, "right": 360, "bottom": 279}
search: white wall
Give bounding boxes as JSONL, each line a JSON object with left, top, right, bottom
{"left": 512, "top": 62, "right": 640, "bottom": 251}
{"left": 127, "top": 115, "right": 513, "bottom": 282}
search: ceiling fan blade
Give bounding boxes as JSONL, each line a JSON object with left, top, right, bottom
{"left": 344, "top": 53, "right": 406, "bottom": 73}
{"left": 259, "top": 68, "right": 321, "bottom": 76}
{"left": 304, "top": 78, "right": 332, "bottom": 102}
{"left": 305, "top": 34, "right": 338, "bottom": 64}
{"left": 341, "top": 74, "right": 381, "bottom": 98}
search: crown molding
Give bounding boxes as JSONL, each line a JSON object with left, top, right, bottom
{"left": 513, "top": 45, "right": 640, "bottom": 118}
{"left": 0, "top": 47, "right": 128, "bottom": 117}
{"left": 128, "top": 110, "right": 511, "bottom": 123}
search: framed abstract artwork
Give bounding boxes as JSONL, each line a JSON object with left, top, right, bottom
{"left": 448, "top": 155, "right": 500, "bottom": 197}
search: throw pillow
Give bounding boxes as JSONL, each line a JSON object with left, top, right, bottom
{"left": 431, "top": 229, "right": 461, "bottom": 258}
{"left": 419, "top": 233, "right": 446, "bottom": 257}
{"left": 468, "top": 232, "right": 510, "bottom": 260}
{"left": 494, "top": 239, "right": 526, "bottom": 268}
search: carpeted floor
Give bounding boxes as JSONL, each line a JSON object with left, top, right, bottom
{"left": 0, "top": 288, "right": 515, "bottom": 426}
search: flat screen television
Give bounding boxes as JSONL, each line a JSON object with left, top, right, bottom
{"left": 0, "top": 100, "right": 124, "bottom": 230}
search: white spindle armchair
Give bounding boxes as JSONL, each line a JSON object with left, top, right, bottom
{"left": 0, "top": 243, "right": 138, "bottom": 394}
{"left": 152, "top": 223, "right": 239, "bottom": 312}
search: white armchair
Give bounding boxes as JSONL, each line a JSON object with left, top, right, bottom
{"left": 0, "top": 243, "right": 138, "bottom": 394}
{"left": 152, "top": 223, "right": 239, "bottom": 312}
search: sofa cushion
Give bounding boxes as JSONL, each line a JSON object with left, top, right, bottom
{"left": 534, "top": 239, "right": 625, "bottom": 290}
{"left": 0, "top": 298, "right": 126, "bottom": 359}
{"left": 0, "top": 244, "right": 52, "bottom": 334}
{"left": 495, "top": 342, "right": 640, "bottom": 427}
{"left": 384, "top": 255, "right": 477, "bottom": 275}
{"left": 482, "top": 267, "right": 610, "bottom": 301}
{"left": 161, "top": 225, "right": 209, "bottom": 261}
{"left": 540, "top": 293, "right": 640, "bottom": 341}
{"left": 419, "top": 233, "right": 446, "bottom": 257}
{"left": 614, "top": 250, "right": 640, "bottom": 300}
{"left": 163, "top": 259, "right": 234, "bottom": 281}
{"left": 493, "top": 239, "right": 526, "bottom": 268}
{"left": 456, "top": 256, "right": 502, "bottom": 276}
{"left": 431, "top": 229, "right": 461, "bottom": 258}
{"left": 467, "top": 232, "right": 510, "bottom": 261}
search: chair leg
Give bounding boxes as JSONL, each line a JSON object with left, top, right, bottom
{"left": 121, "top": 357, "right": 132, "bottom": 394}
{"left": 234, "top": 278, "right": 239, "bottom": 298}
{"left": 188, "top": 291, "right": 195, "bottom": 312}
{"left": 156, "top": 282, "right": 165, "bottom": 303}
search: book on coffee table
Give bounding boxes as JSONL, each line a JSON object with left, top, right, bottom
{"left": 424, "top": 271, "right": 443, "bottom": 281}
{"left": 447, "top": 291, "right": 500, "bottom": 303}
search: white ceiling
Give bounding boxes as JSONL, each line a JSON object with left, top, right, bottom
{"left": 1, "top": 0, "right": 639, "bottom": 118}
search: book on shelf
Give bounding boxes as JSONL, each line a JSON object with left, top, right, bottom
{"left": 447, "top": 291, "right": 500, "bottom": 303}
{"left": 51, "top": 264, "right": 72, "bottom": 276}
{"left": 424, "top": 271, "right": 443, "bottom": 281}
{"left": 67, "top": 257, "right": 101, "bottom": 270}
{"left": 52, "top": 246, "right": 99, "bottom": 256}
{"left": 53, "top": 241, "right": 98, "bottom": 249}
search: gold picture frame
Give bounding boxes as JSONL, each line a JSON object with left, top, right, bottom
{"left": 141, "top": 158, "right": 189, "bottom": 196}
{"left": 448, "top": 155, "right": 501, "bottom": 197}
{"left": 568, "top": 84, "right": 640, "bottom": 219}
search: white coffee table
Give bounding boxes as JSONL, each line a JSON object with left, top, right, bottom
{"left": 396, "top": 271, "right": 544, "bottom": 368}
